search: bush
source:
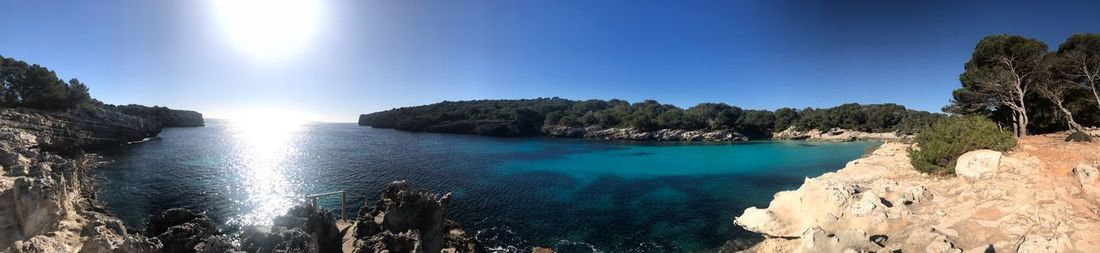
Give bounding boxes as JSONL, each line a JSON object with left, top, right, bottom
{"left": 909, "top": 116, "right": 1016, "bottom": 175}
{"left": 1066, "top": 131, "right": 1092, "bottom": 142}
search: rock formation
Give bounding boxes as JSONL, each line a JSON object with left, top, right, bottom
{"left": 105, "top": 104, "right": 205, "bottom": 127}
{"left": 541, "top": 125, "right": 748, "bottom": 141}
{"left": 0, "top": 115, "right": 163, "bottom": 252}
{"left": 771, "top": 127, "right": 909, "bottom": 142}
{"left": 0, "top": 106, "right": 202, "bottom": 252}
{"left": 735, "top": 138, "right": 1100, "bottom": 252}
{"left": 349, "top": 180, "right": 484, "bottom": 253}
{"left": 1, "top": 107, "right": 162, "bottom": 151}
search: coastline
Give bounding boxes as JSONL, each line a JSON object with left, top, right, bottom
{"left": 734, "top": 135, "right": 1100, "bottom": 252}
{"left": 0, "top": 106, "right": 210, "bottom": 251}
{"left": 365, "top": 124, "right": 909, "bottom": 143}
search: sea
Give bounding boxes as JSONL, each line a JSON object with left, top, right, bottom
{"left": 93, "top": 119, "right": 878, "bottom": 252}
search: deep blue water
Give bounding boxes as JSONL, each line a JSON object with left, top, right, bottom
{"left": 94, "top": 120, "right": 877, "bottom": 252}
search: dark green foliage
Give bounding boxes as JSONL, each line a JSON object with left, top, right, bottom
{"left": 359, "top": 99, "right": 942, "bottom": 137}
{"left": 1, "top": 55, "right": 92, "bottom": 110}
{"left": 909, "top": 116, "right": 1016, "bottom": 175}
{"left": 1065, "top": 131, "right": 1092, "bottom": 142}
{"left": 789, "top": 103, "right": 938, "bottom": 134}
{"left": 947, "top": 34, "right": 1100, "bottom": 136}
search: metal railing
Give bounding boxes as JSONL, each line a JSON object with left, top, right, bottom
{"left": 305, "top": 190, "right": 347, "bottom": 221}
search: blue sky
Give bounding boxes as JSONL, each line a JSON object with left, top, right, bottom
{"left": 2, "top": 0, "right": 1099, "bottom": 122}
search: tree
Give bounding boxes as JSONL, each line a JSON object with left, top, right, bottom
{"left": 1053, "top": 34, "right": 1100, "bottom": 112}
{"left": 948, "top": 35, "right": 1048, "bottom": 137}
{"left": 773, "top": 108, "right": 799, "bottom": 131}
{"left": 1040, "top": 52, "right": 1085, "bottom": 131}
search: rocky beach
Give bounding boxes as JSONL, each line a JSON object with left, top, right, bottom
{"left": 734, "top": 133, "right": 1100, "bottom": 252}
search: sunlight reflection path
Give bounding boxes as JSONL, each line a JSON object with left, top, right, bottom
{"left": 226, "top": 118, "right": 305, "bottom": 225}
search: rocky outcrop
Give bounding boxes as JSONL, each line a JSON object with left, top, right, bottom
{"left": 1, "top": 107, "right": 162, "bottom": 151}
{"left": 954, "top": 150, "right": 1002, "bottom": 180}
{"left": 0, "top": 106, "right": 205, "bottom": 252}
{"left": 771, "top": 127, "right": 909, "bottom": 142}
{"left": 350, "top": 180, "right": 484, "bottom": 253}
{"left": 106, "top": 104, "right": 205, "bottom": 127}
{"left": 734, "top": 141, "right": 1100, "bottom": 252}
{"left": 239, "top": 205, "right": 345, "bottom": 253}
{"left": 542, "top": 125, "right": 749, "bottom": 142}
{"left": 0, "top": 126, "right": 161, "bottom": 252}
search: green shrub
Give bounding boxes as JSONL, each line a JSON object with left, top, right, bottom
{"left": 909, "top": 116, "right": 1016, "bottom": 175}
{"left": 1066, "top": 131, "right": 1092, "bottom": 142}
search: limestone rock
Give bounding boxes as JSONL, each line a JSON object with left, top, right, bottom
{"left": 1074, "top": 163, "right": 1100, "bottom": 199}
{"left": 542, "top": 126, "right": 749, "bottom": 142}
{"left": 734, "top": 208, "right": 787, "bottom": 237}
{"left": 351, "top": 181, "right": 485, "bottom": 253}
{"left": 771, "top": 127, "right": 909, "bottom": 142}
{"left": 1016, "top": 234, "right": 1069, "bottom": 253}
{"left": 955, "top": 150, "right": 1002, "bottom": 179}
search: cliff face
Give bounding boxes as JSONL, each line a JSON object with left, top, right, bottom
{"left": 734, "top": 136, "right": 1100, "bottom": 252}
{"left": 0, "top": 106, "right": 208, "bottom": 252}
{"left": 0, "top": 116, "right": 162, "bottom": 251}
{"left": 107, "top": 104, "right": 205, "bottom": 127}
{"left": 1, "top": 107, "right": 163, "bottom": 151}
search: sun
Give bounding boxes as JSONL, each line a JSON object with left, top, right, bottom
{"left": 207, "top": 0, "right": 325, "bottom": 60}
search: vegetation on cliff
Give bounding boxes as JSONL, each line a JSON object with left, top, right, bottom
{"left": 1, "top": 55, "right": 203, "bottom": 127}
{"left": 909, "top": 116, "right": 1017, "bottom": 175}
{"left": 359, "top": 98, "right": 940, "bottom": 138}
{"left": 1, "top": 55, "right": 92, "bottom": 110}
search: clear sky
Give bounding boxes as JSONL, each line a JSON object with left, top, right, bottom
{"left": 2, "top": 0, "right": 1099, "bottom": 122}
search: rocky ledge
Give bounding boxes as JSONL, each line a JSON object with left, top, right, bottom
{"left": 0, "top": 106, "right": 206, "bottom": 252}
{"left": 771, "top": 127, "right": 909, "bottom": 142}
{"left": 1, "top": 107, "right": 163, "bottom": 151}
{"left": 349, "top": 180, "right": 484, "bottom": 252}
{"left": 541, "top": 125, "right": 749, "bottom": 141}
{"left": 734, "top": 137, "right": 1100, "bottom": 252}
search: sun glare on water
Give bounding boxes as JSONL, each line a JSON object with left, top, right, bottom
{"left": 225, "top": 109, "right": 311, "bottom": 225}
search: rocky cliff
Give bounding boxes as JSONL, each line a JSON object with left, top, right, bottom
{"left": 771, "top": 126, "right": 909, "bottom": 142}
{"left": 1, "top": 107, "right": 162, "bottom": 151}
{"left": 106, "top": 104, "right": 205, "bottom": 127}
{"left": 0, "top": 114, "right": 162, "bottom": 251}
{"left": 541, "top": 125, "right": 749, "bottom": 141}
{"left": 0, "top": 106, "right": 207, "bottom": 252}
{"left": 734, "top": 135, "right": 1100, "bottom": 252}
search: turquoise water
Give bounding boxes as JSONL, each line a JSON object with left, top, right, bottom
{"left": 93, "top": 120, "right": 877, "bottom": 252}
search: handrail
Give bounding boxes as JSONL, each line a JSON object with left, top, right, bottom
{"left": 304, "top": 190, "right": 347, "bottom": 221}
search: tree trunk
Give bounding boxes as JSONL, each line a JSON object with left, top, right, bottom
{"left": 1054, "top": 100, "right": 1084, "bottom": 132}
{"left": 1091, "top": 79, "right": 1100, "bottom": 111}
{"left": 1017, "top": 107, "right": 1029, "bottom": 137}
{"left": 1010, "top": 110, "right": 1020, "bottom": 137}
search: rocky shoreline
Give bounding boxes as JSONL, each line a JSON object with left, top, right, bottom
{"left": 369, "top": 123, "right": 907, "bottom": 143}
{"left": 540, "top": 125, "right": 749, "bottom": 141}
{"left": 733, "top": 137, "right": 1100, "bottom": 252}
{"left": 770, "top": 127, "right": 910, "bottom": 142}
{"left": 1, "top": 107, "right": 485, "bottom": 252}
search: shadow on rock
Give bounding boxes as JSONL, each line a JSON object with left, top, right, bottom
{"left": 351, "top": 180, "right": 485, "bottom": 253}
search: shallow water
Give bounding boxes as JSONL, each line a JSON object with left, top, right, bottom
{"left": 94, "top": 120, "right": 877, "bottom": 252}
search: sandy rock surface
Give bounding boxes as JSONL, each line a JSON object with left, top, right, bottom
{"left": 735, "top": 135, "right": 1100, "bottom": 252}
{"left": 771, "top": 127, "right": 909, "bottom": 142}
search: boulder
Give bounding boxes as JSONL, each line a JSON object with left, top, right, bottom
{"left": 955, "top": 150, "right": 1002, "bottom": 179}
{"left": 1074, "top": 163, "right": 1100, "bottom": 199}
{"left": 144, "top": 209, "right": 218, "bottom": 253}
{"left": 734, "top": 208, "right": 787, "bottom": 237}
{"left": 351, "top": 181, "right": 484, "bottom": 253}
